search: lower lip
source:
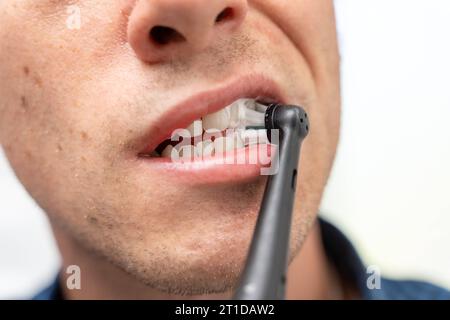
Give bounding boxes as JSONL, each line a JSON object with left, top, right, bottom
{"left": 138, "top": 144, "right": 276, "bottom": 184}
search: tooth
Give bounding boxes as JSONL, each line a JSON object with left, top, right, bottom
{"left": 202, "top": 108, "right": 230, "bottom": 131}
{"left": 240, "top": 129, "right": 268, "bottom": 146}
{"left": 197, "top": 140, "right": 214, "bottom": 157}
{"left": 203, "top": 128, "right": 222, "bottom": 142}
{"left": 196, "top": 141, "right": 206, "bottom": 154}
{"left": 186, "top": 120, "right": 203, "bottom": 137}
{"left": 171, "top": 128, "right": 191, "bottom": 143}
{"left": 161, "top": 145, "right": 176, "bottom": 158}
{"left": 228, "top": 100, "right": 247, "bottom": 129}
{"left": 234, "top": 131, "right": 245, "bottom": 149}
{"left": 179, "top": 145, "right": 197, "bottom": 160}
{"left": 214, "top": 136, "right": 235, "bottom": 154}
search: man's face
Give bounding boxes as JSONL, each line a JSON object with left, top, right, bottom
{"left": 0, "top": 0, "right": 340, "bottom": 295}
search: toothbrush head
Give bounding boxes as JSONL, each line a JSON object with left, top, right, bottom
{"left": 264, "top": 104, "right": 309, "bottom": 142}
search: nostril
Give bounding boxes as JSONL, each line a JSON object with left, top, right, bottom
{"left": 215, "top": 7, "right": 234, "bottom": 24}
{"left": 150, "top": 26, "right": 186, "bottom": 45}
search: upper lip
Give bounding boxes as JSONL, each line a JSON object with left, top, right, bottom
{"left": 138, "top": 74, "right": 287, "bottom": 155}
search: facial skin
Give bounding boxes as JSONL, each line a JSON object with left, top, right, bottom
{"left": 0, "top": 0, "right": 340, "bottom": 298}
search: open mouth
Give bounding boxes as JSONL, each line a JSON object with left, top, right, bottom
{"left": 134, "top": 75, "right": 286, "bottom": 183}
{"left": 142, "top": 97, "right": 278, "bottom": 161}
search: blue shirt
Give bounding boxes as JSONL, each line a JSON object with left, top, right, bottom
{"left": 32, "top": 218, "right": 450, "bottom": 300}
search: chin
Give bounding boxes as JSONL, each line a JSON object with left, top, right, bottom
{"left": 107, "top": 220, "right": 256, "bottom": 296}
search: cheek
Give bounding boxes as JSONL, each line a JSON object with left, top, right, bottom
{"left": 0, "top": 60, "right": 109, "bottom": 221}
{"left": 0, "top": 7, "right": 119, "bottom": 185}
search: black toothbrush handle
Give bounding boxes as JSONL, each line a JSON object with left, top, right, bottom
{"left": 234, "top": 104, "right": 309, "bottom": 300}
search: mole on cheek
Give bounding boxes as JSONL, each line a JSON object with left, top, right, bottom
{"left": 20, "top": 96, "right": 29, "bottom": 110}
{"left": 25, "top": 150, "right": 33, "bottom": 160}
{"left": 23, "top": 66, "right": 30, "bottom": 76}
{"left": 81, "top": 131, "right": 89, "bottom": 140}
{"left": 23, "top": 65, "right": 43, "bottom": 88}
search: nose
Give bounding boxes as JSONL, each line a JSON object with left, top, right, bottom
{"left": 127, "top": 0, "right": 248, "bottom": 63}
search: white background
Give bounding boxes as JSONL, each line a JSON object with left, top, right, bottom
{"left": 1, "top": 0, "right": 449, "bottom": 299}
